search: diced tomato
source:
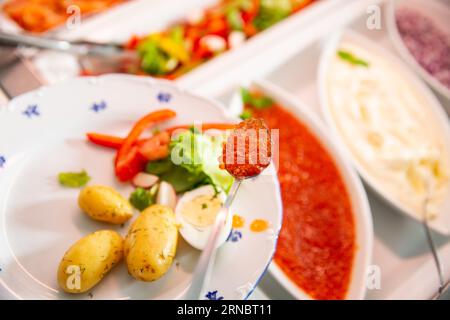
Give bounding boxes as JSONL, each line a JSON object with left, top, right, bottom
{"left": 241, "top": 0, "right": 260, "bottom": 23}
{"left": 243, "top": 23, "right": 258, "bottom": 37}
{"left": 186, "top": 27, "right": 202, "bottom": 45}
{"left": 206, "top": 17, "right": 229, "bottom": 37}
{"left": 137, "top": 131, "right": 170, "bottom": 161}
{"left": 125, "top": 35, "right": 141, "bottom": 50}
{"left": 194, "top": 43, "right": 214, "bottom": 59}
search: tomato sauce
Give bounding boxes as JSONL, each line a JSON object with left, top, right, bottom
{"left": 248, "top": 103, "right": 355, "bottom": 300}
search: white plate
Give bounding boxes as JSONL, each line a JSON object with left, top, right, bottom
{"left": 0, "top": 75, "right": 282, "bottom": 300}
{"left": 385, "top": 0, "right": 450, "bottom": 103}
{"left": 318, "top": 30, "right": 450, "bottom": 235}
{"left": 229, "top": 79, "right": 373, "bottom": 300}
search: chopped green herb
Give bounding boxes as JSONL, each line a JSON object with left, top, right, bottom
{"left": 202, "top": 203, "right": 208, "bottom": 209}
{"left": 58, "top": 170, "right": 90, "bottom": 188}
{"left": 337, "top": 50, "right": 369, "bottom": 67}
{"left": 239, "top": 109, "right": 253, "bottom": 120}
{"left": 240, "top": 87, "right": 274, "bottom": 109}
{"left": 129, "top": 188, "right": 154, "bottom": 211}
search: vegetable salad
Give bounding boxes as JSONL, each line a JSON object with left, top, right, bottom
{"left": 125, "top": 0, "right": 316, "bottom": 78}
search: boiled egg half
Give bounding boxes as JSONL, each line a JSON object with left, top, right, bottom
{"left": 175, "top": 185, "right": 232, "bottom": 250}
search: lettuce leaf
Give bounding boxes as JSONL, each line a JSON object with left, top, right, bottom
{"left": 58, "top": 170, "right": 90, "bottom": 188}
{"left": 145, "top": 130, "right": 234, "bottom": 193}
{"left": 169, "top": 130, "right": 234, "bottom": 193}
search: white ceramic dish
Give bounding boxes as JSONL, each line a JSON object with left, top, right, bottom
{"left": 25, "top": 0, "right": 331, "bottom": 86}
{"left": 318, "top": 30, "right": 450, "bottom": 235}
{"left": 386, "top": 0, "right": 450, "bottom": 103}
{"left": 229, "top": 79, "right": 373, "bottom": 300}
{"left": 0, "top": 75, "right": 282, "bottom": 299}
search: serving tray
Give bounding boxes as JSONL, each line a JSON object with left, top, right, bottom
{"left": 1, "top": 0, "right": 449, "bottom": 300}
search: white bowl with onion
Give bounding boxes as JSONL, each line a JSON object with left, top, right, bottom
{"left": 318, "top": 30, "right": 450, "bottom": 234}
{"left": 386, "top": 0, "right": 450, "bottom": 103}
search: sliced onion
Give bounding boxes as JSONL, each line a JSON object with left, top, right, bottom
{"left": 201, "top": 35, "right": 226, "bottom": 52}
{"left": 157, "top": 181, "right": 177, "bottom": 210}
{"left": 132, "top": 172, "right": 159, "bottom": 188}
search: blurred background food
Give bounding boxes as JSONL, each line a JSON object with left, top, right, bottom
{"left": 2, "top": 0, "right": 127, "bottom": 33}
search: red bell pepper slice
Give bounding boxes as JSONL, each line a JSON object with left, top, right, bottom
{"left": 115, "top": 109, "right": 176, "bottom": 181}
{"left": 86, "top": 123, "right": 235, "bottom": 150}
{"left": 115, "top": 145, "right": 146, "bottom": 183}
{"left": 87, "top": 133, "right": 124, "bottom": 149}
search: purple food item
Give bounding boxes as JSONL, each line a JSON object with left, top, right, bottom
{"left": 396, "top": 7, "right": 450, "bottom": 90}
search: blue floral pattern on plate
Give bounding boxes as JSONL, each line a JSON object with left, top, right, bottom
{"left": 205, "top": 290, "right": 224, "bottom": 300}
{"left": 226, "top": 229, "right": 242, "bottom": 243}
{"left": 157, "top": 92, "right": 171, "bottom": 103}
{"left": 23, "top": 105, "right": 40, "bottom": 118}
{"left": 0, "top": 155, "right": 5, "bottom": 168}
{"left": 91, "top": 101, "right": 107, "bottom": 113}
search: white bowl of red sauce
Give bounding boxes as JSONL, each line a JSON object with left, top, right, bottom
{"left": 230, "top": 80, "right": 373, "bottom": 300}
{"left": 386, "top": 0, "right": 450, "bottom": 103}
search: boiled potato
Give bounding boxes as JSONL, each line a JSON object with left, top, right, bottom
{"left": 124, "top": 204, "right": 178, "bottom": 281}
{"left": 57, "top": 230, "right": 123, "bottom": 293}
{"left": 78, "top": 185, "right": 133, "bottom": 224}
